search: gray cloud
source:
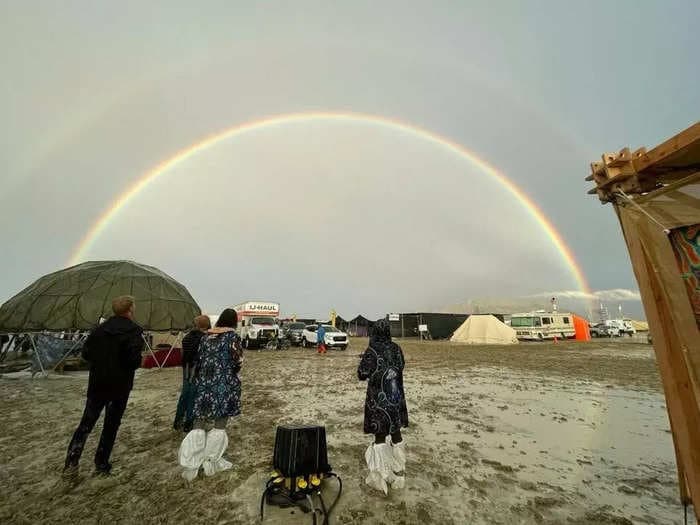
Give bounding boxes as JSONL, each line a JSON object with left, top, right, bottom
{"left": 1, "top": 1, "right": 697, "bottom": 319}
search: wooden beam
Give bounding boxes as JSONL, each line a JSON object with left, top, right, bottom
{"left": 634, "top": 121, "right": 700, "bottom": 173}
{"left": 615, "top": 205, "right": 700, "bottom": 517}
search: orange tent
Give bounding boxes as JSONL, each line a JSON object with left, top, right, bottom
{"left": 572, "top": 315, "right": 591, "bottom": 341}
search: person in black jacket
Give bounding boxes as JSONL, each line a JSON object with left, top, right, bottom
{"left": 63, "top": 295, "right": 144, "bottom": 477}
{"left": 173, "top": 314, "right": 211, "bottom": 432}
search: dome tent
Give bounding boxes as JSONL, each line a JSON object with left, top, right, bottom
{"left": 0, "top": 260, "right": 201, "bottom": 373}
{"left": 450, "top": 315, "right": 518, "bottom": 345}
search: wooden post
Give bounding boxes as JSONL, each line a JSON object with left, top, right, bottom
{"left": 616, "top": 206, "right": 700, "bottom": 513}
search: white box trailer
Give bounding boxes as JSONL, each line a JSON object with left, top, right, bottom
{"left": 233, "top": 301, "right": 280, "bottom": 349}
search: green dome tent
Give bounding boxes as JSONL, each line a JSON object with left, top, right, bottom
{"left": 0, "top": 260, "right": 201, "bottom": 332}
{"left": 0, "top": 261, "right": 201, "bottom": 374}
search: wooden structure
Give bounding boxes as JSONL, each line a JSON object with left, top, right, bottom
{"left": 587, "top": 121, "right": 700, "bottom": 520}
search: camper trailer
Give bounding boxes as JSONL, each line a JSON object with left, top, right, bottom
{"left": 510, "top": 311, "right": 576, "bottom": 341}
{"left": 233, "top": 301, "right": 280, "bottom": 348}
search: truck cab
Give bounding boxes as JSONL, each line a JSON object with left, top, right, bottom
{"left": 233, "top": 301, "right": 280, "bottom": 349}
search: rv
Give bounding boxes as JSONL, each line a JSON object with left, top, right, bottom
{"left": 233, "top": 301, "right": 280, "bottom": 349}
{"left": 510, "top": 311, "right": 576, "bottom": 341}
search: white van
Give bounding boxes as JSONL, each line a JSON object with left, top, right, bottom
{"left": 610, "top": 319, "right": 636, "bottom": 337}
{"left": 510, "top": 311, "right": 576, "bottom": 341}
{"left": 233, "top": 301, "right": 280, "bottom": 349}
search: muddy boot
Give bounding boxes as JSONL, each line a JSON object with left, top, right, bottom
{"left": 390, "top": 440, "right": 406, "bottom": 489}
{"left": 94, "top": 462, "right": 112, "bottom": 477}
{"left": 61, "top": 464, "right": 79, "bottom": 485}
{"left": 364, "top": 442, "right": 393, "bottom": 494}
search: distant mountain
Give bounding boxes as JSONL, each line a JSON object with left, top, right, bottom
{"left": 440, "top": 292, "right": 646, "bottom": 321}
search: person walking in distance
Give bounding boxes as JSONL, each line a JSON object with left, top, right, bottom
{"left": 64, "top": 296, "right": 144, "bottom": 477}
{"left": 358, "top": 318, "right": 408, "bottom": 494}
{"left": 173, "top": 315, "right": 211, "bottom": 432}
{"left": 317, "top": 323, "right": 327, "bottom": 354}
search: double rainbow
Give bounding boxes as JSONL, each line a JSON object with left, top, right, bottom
{"left": 68, "top": 111, "right": 589, "bottom": 294}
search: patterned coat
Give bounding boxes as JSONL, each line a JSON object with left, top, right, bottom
{"left": 192, "top": 329, "right": 243, "bottom": 420}
{"left": 357, "top": 319, "right": 409, "bottom": 435}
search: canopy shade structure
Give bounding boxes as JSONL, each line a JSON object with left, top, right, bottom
{"left": 0, "top": 260, "right": 201, "bottom": 332}
{"left": 586, "top": 121, "right": 700, "bottom": 520}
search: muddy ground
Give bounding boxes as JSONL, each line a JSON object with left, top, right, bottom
{"left": 0, "top": 338, "right": 694, "bottom": 524}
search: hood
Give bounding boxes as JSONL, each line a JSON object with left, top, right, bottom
{"left": 101, "top": 316, "right": 143, "bottom": 336}
{"left": 369, "top": 319, "right": 391, "bottom": 345}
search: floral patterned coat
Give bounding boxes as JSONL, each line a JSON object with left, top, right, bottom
{"left": 192, "top": 328, "right": 243, "bottom": 420}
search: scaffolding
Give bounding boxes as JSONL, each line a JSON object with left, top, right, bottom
{"left": 587, "top": 121, "right": 700, "bottom": 521}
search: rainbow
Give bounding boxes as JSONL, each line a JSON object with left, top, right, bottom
{"left": 68, "top": 111, "right": 590, "bottom": 294}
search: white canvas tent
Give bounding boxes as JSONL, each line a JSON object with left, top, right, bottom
{"left": 450, "top": 315, "right": 518, "bottom": 345}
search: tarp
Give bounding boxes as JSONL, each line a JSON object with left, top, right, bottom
{"left": 142, "top": 347, "right": 182, "bottom": 369}
{"left": 450, "top": 315, "right": 518, "bottom": 345}
{"left": 572, "top": 314, "right": 591, "bottom": 341}
{"left": 31, "top": 333, "right": 83, "bottom": 374}
{"left": 0, "top": 260, "right": 201, "bottom": 332}
{"left": 388, "top": 313, "right": 469, "bottom": 339}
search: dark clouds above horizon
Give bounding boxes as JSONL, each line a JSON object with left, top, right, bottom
{"left": 1, "top": 1, "right": 698, "bottom": 319}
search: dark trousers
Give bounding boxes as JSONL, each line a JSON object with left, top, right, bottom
{"left": 375, "top": 430, "right": 403, "bottom": 444}
{"left": 173, "top": 366, "right": 196, "bottom": 432}
{"left": 65, "top": 396, "right": 129, "bottom": 470}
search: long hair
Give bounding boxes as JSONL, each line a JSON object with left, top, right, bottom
{"left": 216, "top": 308, "right": 238, "bottom": 328}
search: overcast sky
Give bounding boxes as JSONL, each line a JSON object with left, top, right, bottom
{"left": 1, "top": 1, "right": 698, "bottom": 319}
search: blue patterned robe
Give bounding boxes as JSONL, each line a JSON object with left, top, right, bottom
{"left": 357, "top": 319, "right": 409, "bottom": 435}
{"left": 192, "top": 330, "right": 243, "bottom": 420}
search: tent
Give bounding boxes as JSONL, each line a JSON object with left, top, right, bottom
{"left": 0, "top": 260, "right": 201, "bottom": 373}
{"left": 450, "top": 315, "right": 518, "bottom": 345}
{"left": 348, "top": 315, "right": 374, "bottom": 337}
{"left": 334, "top": 315, "right": 349, "bottom": 332}
{"left": 572, "top": 314, "right": 591, "bottom": 341}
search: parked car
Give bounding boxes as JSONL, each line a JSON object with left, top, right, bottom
{"left": 301, "top": 324, "right": 349, "bottom": 350}
{"left": 280, "top": 322, "right": 306, "bottom": 346}
{"left": 609, "top": 319, "right": 636, "bottom": 337}
{"left": 589, "top": 321, "right": 620, "bottom": 337}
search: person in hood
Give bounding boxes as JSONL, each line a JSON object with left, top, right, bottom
{"left": 357, "top": 318, "right": 409, "bottom": 494}
{"left": 64, "top": 295, "right": 144, "bottom": 477}
{"left": 178, "top": 308, "right": 243, "bottom": 480}
{"left": 173, "top": 314, "right": 211, "bottom": 432}
{"left": 316, "top": 323, "right": 327, "bottom": 354}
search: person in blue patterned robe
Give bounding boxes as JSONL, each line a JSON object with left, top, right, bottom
{"left": 357, "top": 318, "right": 408, "bottom": 493}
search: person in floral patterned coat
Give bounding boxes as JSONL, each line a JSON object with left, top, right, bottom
{"left": 178, "top": 308, "right": 243, "bottom": 480}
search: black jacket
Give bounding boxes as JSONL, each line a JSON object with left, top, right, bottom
{"left": 82, "top": 316, "right": 144, "bottom": 401}
{"left": 181, "top": 330, "right": 205, "bottom": 368}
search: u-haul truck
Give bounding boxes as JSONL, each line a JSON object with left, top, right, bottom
{"left": 233, "top": 301, "right": 280, "bottom": 349}
{"left": 510, "top": 311, "right": 576, "bottom": 341}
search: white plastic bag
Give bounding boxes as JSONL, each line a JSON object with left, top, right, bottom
{"left": 202, "top": 429, "right": 233, "bottom": 477}
{"left": 179, "top": 429, "right": 206, "bottom": 481}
